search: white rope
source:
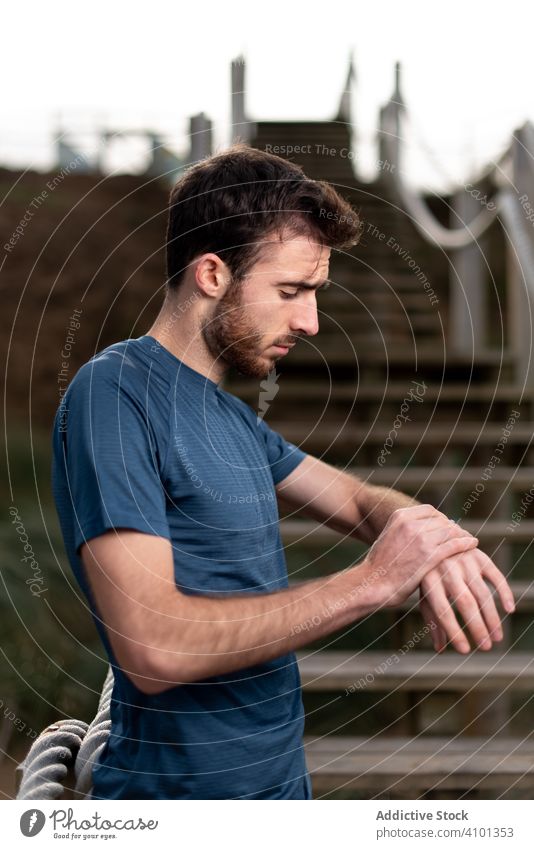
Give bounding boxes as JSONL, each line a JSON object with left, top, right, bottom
{"left": 16, "top": 719, "right": 89, "bottom": 800}
{"left": 16, "top": 668, "right": 114, "bottom": 801}
{"left": 73, "top": 667, "right": 114, "bottom": 798}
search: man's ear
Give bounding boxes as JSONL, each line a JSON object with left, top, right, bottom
{"left": 194, "top": 253, "right": 231, "bottom": 298}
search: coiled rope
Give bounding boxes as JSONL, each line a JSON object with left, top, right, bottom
{"left": 16, "top": 667, "right": 113, "bottom": 800}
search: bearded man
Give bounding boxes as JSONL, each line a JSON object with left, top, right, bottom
{"left": 52, "top": 144, "right": 513, "bottom": 800}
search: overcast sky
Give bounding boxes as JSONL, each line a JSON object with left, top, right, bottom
{"left": 2, "top": 0, "right": 533, "bottom": 188}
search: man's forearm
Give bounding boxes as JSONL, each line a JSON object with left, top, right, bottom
{"left": 117, "top": 504, "right": 479, "bottom": 694}
{"left": 356, "top": 484, "right": 420, "bottom": 544}
{"left": 137, "top": 488, "right": 431, "bottom": 692}
{"left": 141, "top": 561, "right": 382, "bottom": 692}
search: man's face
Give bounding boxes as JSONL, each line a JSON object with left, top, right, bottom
{"left": 201, "top": 234, "right": 330, "bottom": 379}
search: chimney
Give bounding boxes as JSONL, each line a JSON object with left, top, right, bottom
{"left": 190, "top": 112, "right": 212, "bottom": 163}
{"left": 231, "top": 56, "right": 252, "bottom": 143}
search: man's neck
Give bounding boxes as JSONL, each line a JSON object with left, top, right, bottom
{"left": 147, "top": 307, "right": 227, "bottom": 385}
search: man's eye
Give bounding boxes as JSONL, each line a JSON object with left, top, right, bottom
{"left": 280, "top": 291, "right": 299, "bottom": 299}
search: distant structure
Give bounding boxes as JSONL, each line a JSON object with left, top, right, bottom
{"left": 53, "top": 114, "right": 213, "bottom": 186}
{"left": 55, "top": 137, "right": 92, "bottom": 174}
{"left": 187, "top": 112, "right": 213, "bottom": 164}
{"left": 50, "top": 56, "right": 534, "bottom": 384}
{"left": 336, "top": 52, "right": 355, "bottom": 125}
{"left": 231, "top": 54, "right": 254, "bottom": 144}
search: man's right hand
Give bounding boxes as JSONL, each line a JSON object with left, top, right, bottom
{"left": 360, "top": 503, "right": 479, "bottom": 609}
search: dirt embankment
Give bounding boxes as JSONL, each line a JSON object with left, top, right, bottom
{"left": 0, "top": 168, "right": 169, "bottom": 431}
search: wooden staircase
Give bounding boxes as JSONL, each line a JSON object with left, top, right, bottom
{"left": 222, "top": 121, "right": 534, "bottom": 799}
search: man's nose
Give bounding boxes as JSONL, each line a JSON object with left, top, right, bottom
{"left": 289, "top": 301, "right": 319, "bottom": 337}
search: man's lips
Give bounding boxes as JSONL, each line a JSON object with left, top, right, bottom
{"left": 270, "top": 342, "right": 296, "bottom": 355}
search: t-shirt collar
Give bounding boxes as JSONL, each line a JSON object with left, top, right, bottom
{"left": 138, "top": 335, "right": 220, "bottom": 395}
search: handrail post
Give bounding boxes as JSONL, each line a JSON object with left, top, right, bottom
{"left": 506, "top": 126, "right": 534, "bottom": 387}
{"left": 448, "top": 189, "right": 488, "bottom": 354}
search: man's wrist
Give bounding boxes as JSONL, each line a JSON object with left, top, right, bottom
{"left": 343, "top": 558, "right": 385, "bottom": 619}
{"left": 359, "top": 486, "right": 420, "bottom": 543}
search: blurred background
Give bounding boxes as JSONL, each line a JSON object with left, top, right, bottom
{"left": 3, "top": 0, "right": 534, "bottom": 800}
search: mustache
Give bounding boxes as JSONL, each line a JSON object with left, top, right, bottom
{"left": 273, "top": 336, "right": 301, "bottom": 347}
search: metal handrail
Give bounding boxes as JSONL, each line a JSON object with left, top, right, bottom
{"left": 381, "top": 99, "right": 499, "bottom": 250}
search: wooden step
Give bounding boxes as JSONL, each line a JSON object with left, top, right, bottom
{"left": 319, "top": 305, "right": 435, "bottom": 316}
{"left": 324, "top": 289, "right": 431, "bottom": 303}
{"left": 298, "top": 651, "right": 534, "bottom": 692}
{"left": 276, "top": 345, "right": 511, "bottom": 367}
{"left": 276, "top": 422, "right": 534, "bottom": 449}
{"left": 325, "top": 273, "right": 435, "bottom": 289}
{"left": 304, "top": 735, "right": 534, "bottom": 793}
{"left": 282, "top": 518, "right": 534, "bottom": 543}
{"left": 318, "top": 312, "right": 441, "bottom": 329}
{"left": 227, "top": 381, "right": 534, "bottom": 404}
{"left": 343, "top": 466, "right": 534, "bottom": 487}
{"left": 323, "top": 297, "right": 440, "bottom": 314}
{"left": 281, "top": 519, "right": 534, "bottom": 544}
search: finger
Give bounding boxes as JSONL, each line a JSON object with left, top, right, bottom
{"left": 386, "top": 524, "right": 475, "bottom": 569}
{"left": 412, "top": 523, "right": 477, "bottom": 553}
{"left": 421, "top": 574, "right": 455, "bottom": 651}
{"left": 459, "top": 549, "right": 505, "bottom": 639}
{"left": 395, "top": 504, "right": 440, "bottom": 520}
{"left": 476, "top": 552, "right": 516, "bottom": 613}
{"left": 392, "top": 510, "right": 476, "bottom": 549}
{"left": 419, "top": 513, "right": 476, "bottom": 538}
{"left": 441, "top": 572, "right": 494, "bottom": 650}
{"left": 386, "top": 504, "right": 437, "bottom": 530}
{"left": 429, "top": 534, "right": 479, "bottom": 568}
{"left": 420, "top": 570, "right": 471, "bottom": 653}
{"left": 436, "top": 524, "right": 477, "bottom": 546}
{"left": 419, "top": 594, "right": 447, "bottom": 651}
{"left": 465, "top": 574, "right": 504, "bottom": 642}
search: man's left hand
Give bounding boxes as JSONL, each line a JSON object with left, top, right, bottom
{"left": 418, "top": 547, "right": 516, "bottom": 653}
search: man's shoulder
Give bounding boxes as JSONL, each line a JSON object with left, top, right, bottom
{"left": 69, "top": 338, "right": 152, "bottom": 397}
{"left": 54, "top": 338, "right": 173, "bottom": 443}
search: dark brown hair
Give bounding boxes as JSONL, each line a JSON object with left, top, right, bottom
{"left": 166, "top": 142, "right": 362, "bottom": 289}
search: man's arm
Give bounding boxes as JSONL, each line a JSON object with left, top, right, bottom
{"left": 275, "top": 454, "right": 417, "bottom": 544}
{"left": 276, "top": 455, "right": 516, "bottom": 652}
{"left": 80, "top": 506, "right": 478, "bottom": 694}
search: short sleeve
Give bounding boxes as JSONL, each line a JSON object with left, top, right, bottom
{"left": 54, "top": 357, "right": 171, "bottom": 553}
{"left": 255, "top": 416, "right": 307, "bottom": 485}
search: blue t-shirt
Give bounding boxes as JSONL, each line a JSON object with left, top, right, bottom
{"left": 51, "top": 334, "right": 311, "bottom": 800}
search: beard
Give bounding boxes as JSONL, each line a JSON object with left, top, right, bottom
{"left": 200, "top": 280, "right": 292, "bottom": 379}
